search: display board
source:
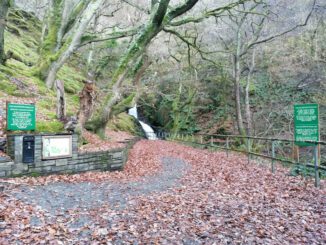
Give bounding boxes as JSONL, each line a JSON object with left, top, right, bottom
{"left": 294, "top": 104, "right": 319, "bottom": 146}
{"left": 7, "top": 103, "right": 36, "bottom": 131}
{"left": 42, "top": 135, "right": 72, "bottom": 159}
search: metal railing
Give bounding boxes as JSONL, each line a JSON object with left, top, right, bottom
{"left": 153, "top": 132, "right": 326, "bottom": 188}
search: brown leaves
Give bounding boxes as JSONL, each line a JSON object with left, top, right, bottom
{"left": 0, "top": 140, "right": 325, "bottom": 243}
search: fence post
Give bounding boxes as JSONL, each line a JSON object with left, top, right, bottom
{"left": 200, "top": 135, "right": 203, "bottom": 144}
{"left": 314, "top": 144, "right": 320, "bottom": 188}
{"left": 210, "top": 136, "right": 213, "bottom": 147}
{"left": 226, "top": 137, "right": 229, "bottom": 158}
{"left": 271, "top": 140, "right": 275, "bottom": 173}
{"left": 247, "top": 137, "right": 250, "bottom": 164}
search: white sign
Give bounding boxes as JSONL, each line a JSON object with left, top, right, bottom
{"left": 42, "top": 135, "right": 72, "bottom": 159}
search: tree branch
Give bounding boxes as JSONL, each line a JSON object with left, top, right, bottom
{"left": 242, "top": 0, "right": 317, "bottom": 54}
{"left": 80, "top": 26, "right": 141, "bottom": 46}
{"left": 121, "top": 0, "right": 149, "bottom": 14}
{"left": 167, "top": 0, "right": 251, "bottom": 26}
{"left": 166, "top": 0, "right": 199, "bottom": 21}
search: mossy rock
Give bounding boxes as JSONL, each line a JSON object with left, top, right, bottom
{"left": 109, "top": 112, "right": 144, "bottom": 137}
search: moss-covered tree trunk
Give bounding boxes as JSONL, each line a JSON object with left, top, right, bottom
{"left": 93, "top": 1, "right": 171, "bottom": 137}
{"left": 88, "top": 0, "right": 201, "bottom": 137}
{"left": 0, "top": 0, "right": 10, "bottom": 65}
{"left": 233, "top": 24, "right": 246, "bottom": 136}
{"left": 35, "top": 0, "right": 64, "bottom": 80}
{"left": 34, "top": 0, "right": 101, "bottom": 88}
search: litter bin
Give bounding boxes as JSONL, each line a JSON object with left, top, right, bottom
{"left": 22, "top": 136, "right": 35, "bottom": 163}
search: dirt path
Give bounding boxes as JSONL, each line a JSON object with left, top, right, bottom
{"left": 13, "top": 157, "right": 188, "bottom": 215}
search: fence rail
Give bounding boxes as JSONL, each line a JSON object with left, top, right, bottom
{"left": 153, "top": 132, "right": 325, "bottom": 188}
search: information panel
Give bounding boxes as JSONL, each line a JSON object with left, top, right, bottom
{"left": 42, "top": 135, "right": 72, "bottom": 159}
{"left": 294, "top": 104, "right": 319, "bottom": 146}
{"left": 7, "top": 103, "right": 36, "bottom": 131}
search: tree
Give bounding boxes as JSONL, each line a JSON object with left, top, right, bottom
{"left": 34, "top": 0, "right": 107, "bottom": 88}
{"left": 0, "top": 0, "right": 11, "bottom": 65}
{"left": 90, "top": 0, "right": 251, "bottom": 137}
{"left": 210, "top": 0, "right": 316, "bottom": 136}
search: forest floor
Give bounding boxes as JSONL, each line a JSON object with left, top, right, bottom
{"left": 0, "top": 140, "right": 325, "bottom": 244}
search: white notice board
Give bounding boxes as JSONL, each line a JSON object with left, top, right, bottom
{"left": 42, "top": 135, "right": 72, "bottom": 159}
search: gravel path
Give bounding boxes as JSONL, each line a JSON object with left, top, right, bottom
{"left": 13, "top": 157, "right": 188, "bottom": 227}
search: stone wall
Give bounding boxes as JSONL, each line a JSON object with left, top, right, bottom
{"left": 0, "top": 134, "right": 137, "bottom": 177}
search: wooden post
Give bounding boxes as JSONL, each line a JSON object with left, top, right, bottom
{"left": 226, "top": 137, "right": 229, "bottom": 158}
{"left": 247, "top": 138, "right": 250, "bottom": 164}
{"left": 314, "top": 144, "right": 320, "bottom": 188}
{"left": 271, "top": 140, "right": 275, "bottom": 173}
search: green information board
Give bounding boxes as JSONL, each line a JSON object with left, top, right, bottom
{"left": 7, "top": 103, "right": 36, "bottom": 131}
{"left": 294, "top": 104, "right": 319, "bottom": 146}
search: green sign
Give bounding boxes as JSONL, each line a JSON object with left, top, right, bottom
{"left": 7, "top": 103, "right": 36, "bottom": 131}
{"left": 294, "top": 104, "right": 319, "bottom": 146}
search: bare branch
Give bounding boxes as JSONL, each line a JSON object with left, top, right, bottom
{"left": 80, "top": 26, "right": 141, "bottom": 47}
{"left": 167, "top": 0, "right": 251, "bottom": 26}
{"left": 166, "top": 0, "right": 199, "bottom": 21}
{"left": 121, "top": 0, "right": 149, "bottom": 14}
{"left": 242, "top": 0, "right": 317, "bottom": 54}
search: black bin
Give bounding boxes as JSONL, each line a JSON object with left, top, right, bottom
{"left": 22, "top": 136, "right": 35, "bottom": 163}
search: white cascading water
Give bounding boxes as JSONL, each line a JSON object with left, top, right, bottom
{"left": 128, "top": 105, "right": 157, "bottom": 140}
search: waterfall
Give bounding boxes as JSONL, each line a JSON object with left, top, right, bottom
{"left": 128, "top": 105, "right": 157, "bottom": 140}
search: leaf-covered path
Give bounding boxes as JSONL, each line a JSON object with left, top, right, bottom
{"left": 0, "top": 140, "right": 325, "bottom": 244}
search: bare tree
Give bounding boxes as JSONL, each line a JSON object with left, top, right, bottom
{"left": 210, "top": 0, "right": 316, "bottom": 136}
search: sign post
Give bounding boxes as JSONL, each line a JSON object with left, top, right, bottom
{"left": 294, "top": 104, "right": 320, "bottom": 187}
{"left": 6, "top": 103, "right": 36, "bottom": 131}
{"left": 294, "top": 104, "right": 319, "bottom": 146}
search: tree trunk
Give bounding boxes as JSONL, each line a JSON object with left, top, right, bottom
{"left": 234, "top": 55, "right": 245, "bottom": 136}
{"left": 93, "top": 2, "right": 169, "bottom": 135}
{"left": 36, "top": 0, "right": 64, "bottom": 79}
{"left": 95, "top": 69, "right": 129, "bottom": 137}
{"left": 78, "top": 80, "right": 96, "bottom": 128}
{"left": 0, "top": 0, "right": 10, "bottom": 65}
{"left": 55, "top": 79, "right": 66, "bottom": 121}
{"left": 245, "top": 49, "right": 256, "bottom": 136}
{"left": 45, "top": 0, "right": 105, "bottom": 88}
{"left": 91, "top": 0, "right": 202, "bottom": 136}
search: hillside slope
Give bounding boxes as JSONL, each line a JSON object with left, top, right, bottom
{"left": 0, "top": 8, "right": 140, "bottom": 156}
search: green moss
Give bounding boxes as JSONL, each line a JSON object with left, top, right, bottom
{"left": 38, "top": 98, "right": 55, "bottom": 110}
{"left": 0, "top": 80, "right": 17, "bottom": 95}
{"left": 36, "top": 120, "right": 64, "bottom": 133}
{"left": 57, "top": 65, "right": 84, "bottom": 94}
{"left": 5, "top": 31, "right": 38, "bottom": 65}
{"left": 109, "top": 112, "right": 143, "bottom": 136}
{"left": 29, "top": 172, "right": 41, "bottom": 177}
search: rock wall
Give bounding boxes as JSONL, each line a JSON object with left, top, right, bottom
{"left": 0, "top": 134, "right": 137, "bottom": 177}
